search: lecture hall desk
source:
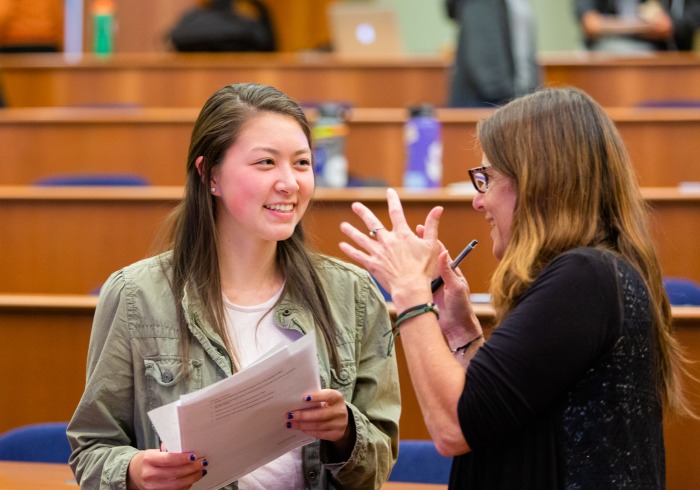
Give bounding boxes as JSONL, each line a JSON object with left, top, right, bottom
{"left": 0, "top": 106, "right": 698, "bottom": 188}
{"left": 0, "top": 52, "right": 449, "bottom": 109}
{"left": 0, "top": 461, "right": 446, "bottom": 489}
{"left": 0, "top": 186, "right": 697, "bottom": 295}
{"left": 1, "top": 52, "right": 700, "bottom": 108}
{"left": 1, "top": 297, "right": 698, "bottom": 490}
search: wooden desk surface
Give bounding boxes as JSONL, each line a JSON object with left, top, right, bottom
{"left": 0, "top": 184, "right": 696, "bottom": 202}
{"left": 0, "top": 461, "right": 77, "bottom": 489}
{"left": 0, "top": 461, "right": 445, "bottom": 490}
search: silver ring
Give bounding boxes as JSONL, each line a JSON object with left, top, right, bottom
{"left": 369, "top": 226, "right": 385, "bottom": 237}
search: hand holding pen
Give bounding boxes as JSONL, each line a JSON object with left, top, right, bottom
{"left": 431, "top": 239, "right": 478, "bottom": 293}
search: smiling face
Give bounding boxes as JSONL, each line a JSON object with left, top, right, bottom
{"left": 472, "top": 155, "right": 517, "bottom": 260}
{"left": 209, "top": 112, "right": 314, "bottom": 244}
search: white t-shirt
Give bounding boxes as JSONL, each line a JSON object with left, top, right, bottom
{"left": 223, "top": 287, "right": 306, "bottom": 490}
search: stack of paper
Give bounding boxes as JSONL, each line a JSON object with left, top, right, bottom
{"left": 148, "top": 331, "right": 321, "bottom": 490}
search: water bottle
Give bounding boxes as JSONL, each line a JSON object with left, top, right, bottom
{"left": 312, "top": 103, "right": 349, "bottom": 188}
{"left": 92, "top": 0, "right": 115, "bottom": 56}
{"left": 404, "top": 104, "right": 442, "bottom": 188}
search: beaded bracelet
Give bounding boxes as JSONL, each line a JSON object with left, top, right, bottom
{"left": 450, "top": 334, "right": 484, "bottom": 356}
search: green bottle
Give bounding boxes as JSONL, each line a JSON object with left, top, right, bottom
{"left": 92, "top": 0, "right": 114, "bottom": 56}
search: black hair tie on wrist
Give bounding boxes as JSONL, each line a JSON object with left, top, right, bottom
{"left": 451, "top": 334, "right": 484, "bottom": 356}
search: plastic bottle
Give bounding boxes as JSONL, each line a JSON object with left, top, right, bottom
{"left": 403, "top": 104, "right": 442, "bottom": 188}
{"left": 312, "top": 103, "right": 349, "bottom": 188}
{"left": 92, "top": 0, "right": 115, "bottom": 56}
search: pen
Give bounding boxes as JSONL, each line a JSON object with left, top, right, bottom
{"left": 431, "top": 239, "right": 478, "bottom": 293}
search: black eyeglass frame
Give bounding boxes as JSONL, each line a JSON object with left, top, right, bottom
{"left": 468, "top": 166, "right": 492, "bottom": 194}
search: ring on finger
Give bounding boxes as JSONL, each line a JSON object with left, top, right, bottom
{"left": 369, "top": 226, "right": 385, "bottom": 237}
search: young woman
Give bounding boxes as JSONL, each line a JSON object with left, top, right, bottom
{"left": 67, "top": 83, "right": 399, "bottom": 490}
{"left": 340, "top": 87, "right": 691, "bottom": 489}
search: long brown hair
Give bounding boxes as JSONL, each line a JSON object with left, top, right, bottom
{"left": 164, "top": 83, "right": 339, "bottom": 371}
{"left": 478, "top": 87, "right": 690, "bottom": 414}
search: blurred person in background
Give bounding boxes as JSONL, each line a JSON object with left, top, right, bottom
{"left": 670, "top": 0, "right": 700, "bottom": 49}
{"left": 575, "top": 0, "right": 684, "bottom": 51}
{"left": 445, "top": 0, "right": 540, "bottom": 108}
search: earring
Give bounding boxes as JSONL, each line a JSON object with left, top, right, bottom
{"left": 211, "top": 187, "right": 216, "bottom": 193}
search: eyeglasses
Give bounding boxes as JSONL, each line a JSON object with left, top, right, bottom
{"left": 468, "top": 166, "right": 493, "bottom": 194}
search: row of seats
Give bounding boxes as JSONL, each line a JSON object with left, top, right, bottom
{"left": 0, "top": 105, "right": 698, "bottom": 187}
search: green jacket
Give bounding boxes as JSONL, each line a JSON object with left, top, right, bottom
{"left": 67, "top": 252, "right": 400, "bottom": 489}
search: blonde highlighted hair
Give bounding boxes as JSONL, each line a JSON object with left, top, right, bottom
{"left": 478, "top": 87, "right": 690, "bottom": 415}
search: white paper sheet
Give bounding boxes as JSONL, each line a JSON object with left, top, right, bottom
{"left": 148, "top": 331, "right": 321, "bottom": 490}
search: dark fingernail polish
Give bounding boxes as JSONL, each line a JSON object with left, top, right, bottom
{"left": 202, "top": 469, "right": 208, "bottom": 476}
{"left": 287, "top": 412, "right": 293, "bottom": 419}
{"left": 189, "top": 454, "right": 196, "bottom": 462}
{"left": 286, "top": 421, "right": 292, "bottom": 428}
{"left": 203, "top": 459, "right": 208, "bottom": 467}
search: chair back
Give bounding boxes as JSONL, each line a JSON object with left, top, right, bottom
{"left": 0, "top": 422, "right": 71, "bottom": 463}
{"left": 388, "top": 439, "right": 452, "bottom": 484}
{"left": 33, "top": 173, "right": 149, "bottom": 186}
{"left": 663, "top": 277, "right": 700, "bottom": 306}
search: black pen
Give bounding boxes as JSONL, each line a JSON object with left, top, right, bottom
{"left": 431, "top": 239, "right": 478, "bottom": 293}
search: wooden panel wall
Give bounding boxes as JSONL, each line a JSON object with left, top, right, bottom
{"left": 544, "top": 52, "right": 700, "bottom": 107}
{"left": 0, "top": 304, "right": 94, "bottom": 432}
{"left": 0, "top": 187, "right": 697, "bottom": 296}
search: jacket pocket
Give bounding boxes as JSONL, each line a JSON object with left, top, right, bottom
{"left": 143, "top": 357, "right": 203, "bottom": 409}
{"left": 329, "top": 359, "right": 357, "bottom": 399}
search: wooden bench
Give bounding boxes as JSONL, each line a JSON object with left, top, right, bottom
{"left": 1, "top": 106, "right": 699, "bottom": 188}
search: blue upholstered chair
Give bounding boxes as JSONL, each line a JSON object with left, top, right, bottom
{"left": 388, "top": 439, "right": 452, "bottom": 484}
{"left": 33, "top": 173, "right": 149, "bottom": 186}
{"left": 663, "top": 277, "right": 700, "bottom": 306}
{"left": 0, "top": 422, "right": 71, "bottom": 463}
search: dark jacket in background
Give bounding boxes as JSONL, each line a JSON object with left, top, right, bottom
{"left": 672, "top": 0, "right": 700, "bottom": 50}
{"left": 446, "top": 0, "right": 539, "bottom": 108}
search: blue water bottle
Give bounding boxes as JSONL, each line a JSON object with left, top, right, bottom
{"left": 403, "top": 104, "right": 442, "bottom": 188}
{"left": 312, "top": 103, "right": 349, "bottom": 188}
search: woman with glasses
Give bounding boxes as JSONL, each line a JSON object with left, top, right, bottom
{"left": 338, "top": 87, "right": 691, "bottom": 489}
